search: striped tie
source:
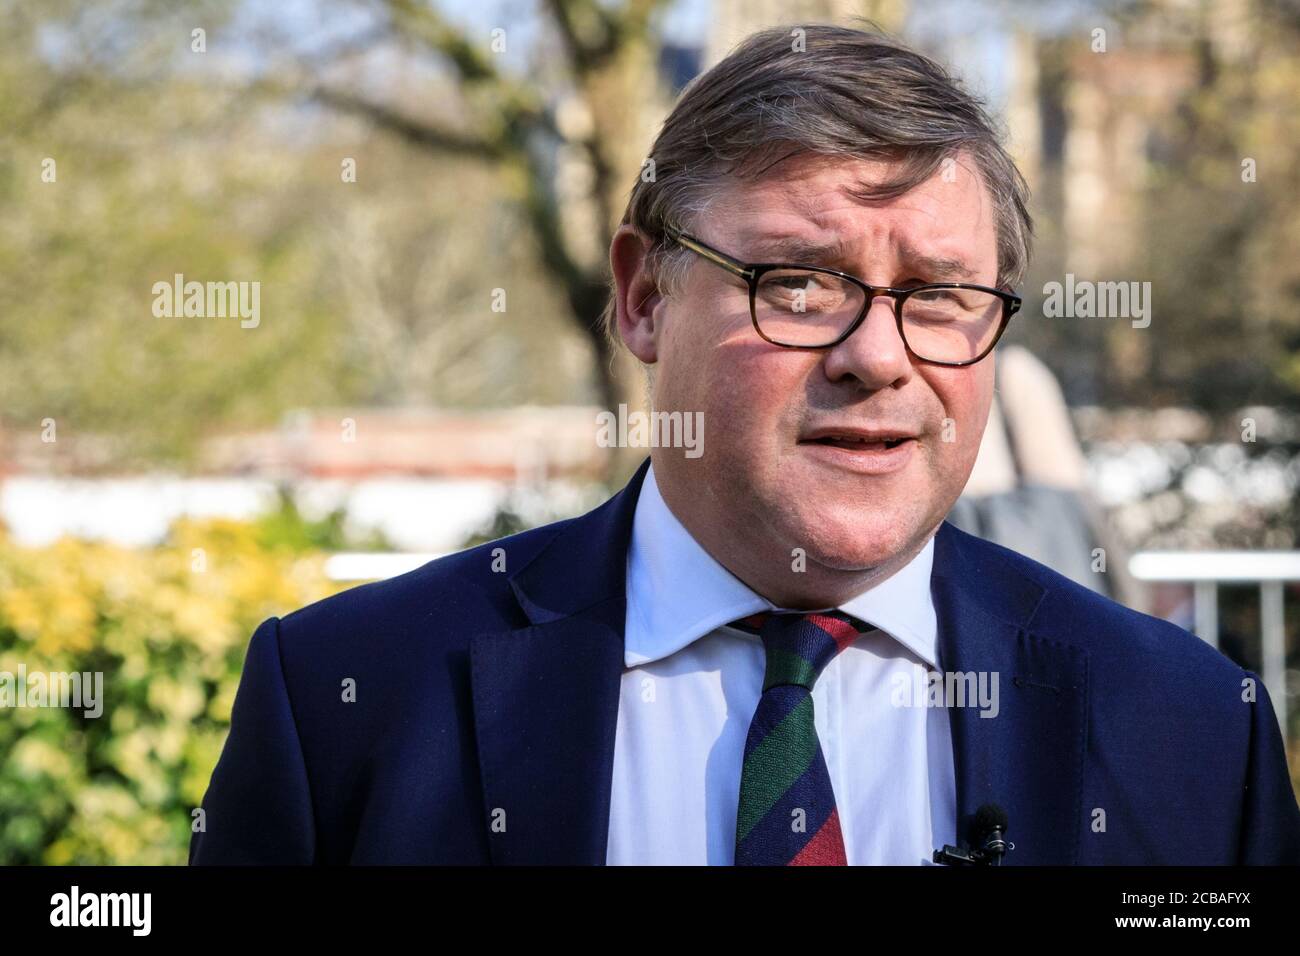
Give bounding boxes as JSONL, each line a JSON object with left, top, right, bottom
{"left": 733, "top": 610, "right": 867, "bottom": 866}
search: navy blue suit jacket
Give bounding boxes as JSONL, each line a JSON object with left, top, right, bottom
{"left": 190, "top": 459, "right": 1300, "bottom": 864}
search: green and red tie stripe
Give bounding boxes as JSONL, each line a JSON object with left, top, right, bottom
{"left": 732, "top": 610, "right": 870, "bottom": 866}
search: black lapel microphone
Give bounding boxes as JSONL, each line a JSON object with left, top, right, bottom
{"left": 933, "top": 803, "right": 1012, "bottom": 866}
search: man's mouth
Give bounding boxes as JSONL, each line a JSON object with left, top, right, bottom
{"left": 805, "top": 434, "right": 912, "bottom": 451}
{"left": 799, "top": 426, "right": 918, "bottom": 450}
{"left": 796, "top": 427, "right": 920, "bottom": 474}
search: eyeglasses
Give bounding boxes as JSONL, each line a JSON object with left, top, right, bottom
{"left": 663, "top": 225, "right": 1021, "bottom": 367}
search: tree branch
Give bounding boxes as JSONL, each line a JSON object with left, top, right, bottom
{"left": 311, "top": 86, "right": 507, "bottom": 159}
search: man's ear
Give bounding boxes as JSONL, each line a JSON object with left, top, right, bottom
{"left": 609, "top": 224, "right": 664, "bottom": 365}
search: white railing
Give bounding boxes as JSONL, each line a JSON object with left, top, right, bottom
{"left": 1129, "top": 551, "right": 1300, "bottom": 737}
{"left": 324, "top": 552, "right": 443, "bottom": 582}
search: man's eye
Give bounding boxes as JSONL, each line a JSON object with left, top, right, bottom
{"left": 772, "top": 275, "right": 819, "bottom": 292}
{"left": 910, "top": 288, "right": 957, "bottom": 303}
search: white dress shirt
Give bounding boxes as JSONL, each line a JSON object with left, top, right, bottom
{"left": 605, "top": 464, "right": 957, "bottom": 865}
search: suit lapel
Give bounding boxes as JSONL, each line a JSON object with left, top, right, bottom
{"left": 469, "top": 459, "right": 649, "bottom": 864}
{"left": 932, "top": 521, "right": 1090, "bottom": 865}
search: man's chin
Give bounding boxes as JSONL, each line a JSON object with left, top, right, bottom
{"left": 790, "top": 510, "right": 932, "bottom": 573}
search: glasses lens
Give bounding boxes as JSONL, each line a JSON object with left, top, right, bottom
{"left": 901, "top": 287, "right": 1004, "bottom": 364}
{"left": 753, "top": 269, "right": 865, "bottom": 347}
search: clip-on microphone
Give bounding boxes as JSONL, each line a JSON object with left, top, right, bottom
{"left": 933, "top": 804, "right": 1012, "bottom": 866}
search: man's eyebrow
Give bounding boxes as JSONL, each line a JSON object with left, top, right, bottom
{"left": 741, "top": 233, "right": 856, "bottom": 264}
{"left": 897, "top": 245, "right": 981, "bottom": 282}
{"left": 739, "top": 234, "right": 984, "bottom": 282}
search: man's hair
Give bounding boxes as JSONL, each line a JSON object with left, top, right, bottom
{"left": 601, "top": 21, "right": 1033, "bottom": 353}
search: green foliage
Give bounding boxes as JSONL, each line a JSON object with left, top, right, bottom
{"left": 251, "top": 485, "right": 394, "bottom": 554}
{"left": 460, "top": 503, "right": 532, "bottom": 549}
{"left": 0, "top": 518, "right": 347, "bottom": 864}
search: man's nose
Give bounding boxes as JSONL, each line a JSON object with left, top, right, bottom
{"left": 820, "top": 294, "right": 913, "bottom": 389}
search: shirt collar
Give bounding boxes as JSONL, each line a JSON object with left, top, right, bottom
{"left": 623, "top": 463, "right": 938, "bottom": 669}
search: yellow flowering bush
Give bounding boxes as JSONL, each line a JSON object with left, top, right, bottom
{"left": 0, "top": 516, "right": 348, "bottom": 864}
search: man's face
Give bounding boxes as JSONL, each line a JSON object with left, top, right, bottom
{"left": 644, "top": 152, "right": 1000, "bottom": 593}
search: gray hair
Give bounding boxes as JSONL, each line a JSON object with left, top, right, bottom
{"left": 602, "top": 21, "right": 1033, "bottom": 352}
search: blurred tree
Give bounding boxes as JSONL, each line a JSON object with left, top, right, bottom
{"left": 1125, "top": 0, "right": 1300, "bottom": 412}
{"left": 0, "top": 0, "right": 594, "bottom": 468}
{"left": 1011, "top": 0, "right": 1300, "bottom": 413}
{"left": 266, "top": 0, "right": 674, "bottom": 476}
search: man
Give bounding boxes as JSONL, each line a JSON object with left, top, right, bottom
{"left": 191, "top": 24, "right": 1300, "bottom": 865}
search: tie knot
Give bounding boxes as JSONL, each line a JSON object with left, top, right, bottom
{"left": 739, "top": 610, "right": 865, "bottom": 691}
